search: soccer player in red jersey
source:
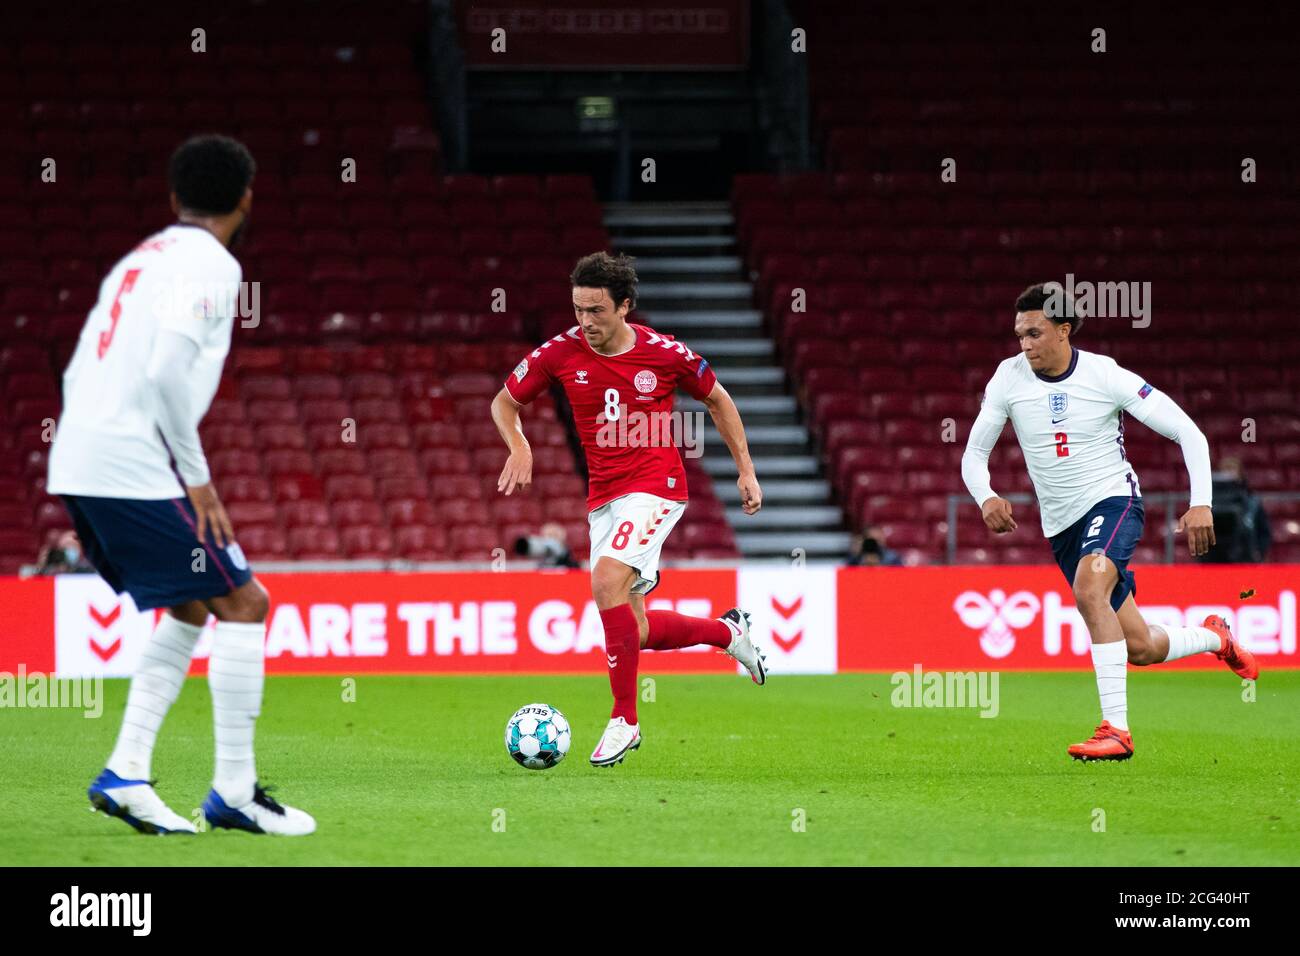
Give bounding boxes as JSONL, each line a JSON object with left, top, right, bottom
{"left": 492, "top": 253, "right": 767, "bottom": 766}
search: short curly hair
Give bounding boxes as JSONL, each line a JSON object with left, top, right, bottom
{"left": 571, "top": 252, "right": 637, "bottom": 310}
{"left": 168, "top": 134, "right": 256, "bottom": 215}
{"left": 1015, "top": 281, "right": 1086, "bottom": 335}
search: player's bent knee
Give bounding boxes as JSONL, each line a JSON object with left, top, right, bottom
{"left": 242, "top": 580, "right": 271, "bottom": 621}
{"left": 593, "top": 581, "right": 629, "bottom": 610}
{"left": 590, "top": 559, "right": 635, "bottom": 609}
{"left": 1071, "top": 583, "right": 1110, "bottom": 612}
{"left": 214, "top": 579, "right": 270, "bottom": 623}
{"left": 168, "top": 600, "right": 210, "bottom": 628}
{"left": 1130, "top": 632, "right": 1166, "bottom": 665}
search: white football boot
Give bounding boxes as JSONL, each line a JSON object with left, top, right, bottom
{"left": 202, "top": 784, "right": 316, "bottom": 836}
{"left": 589, "top": 716, "right": 642, "bottom": 767}
{"left": 87, "top": 769, "right": 197, "bottom": 835}
{"left": 720, "top": 608, "right": 767, "bottom": 684}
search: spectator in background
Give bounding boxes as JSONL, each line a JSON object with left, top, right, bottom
{"left": 36, "top": 530, "right": 94, "bottom": 575}
{"left": 1201, "top": 457, "right": 1271, "bottom": 563}
{"left": 847, "top": 524, "right": 902, "bottom": 566}
{"left": 514, "top": 521, "right": 579, "bottom": 569}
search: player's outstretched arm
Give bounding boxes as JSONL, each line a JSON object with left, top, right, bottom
{"left": 491, "top": 387, "right": 533, "bottom": 496}
{"left": 701, "top": 382, "right": 761, "bottom": 514}
{"left": 1110, "top": 367, "right": 1215, "bottom": 556}
{"left": 961, "top": 371, "right": 1014, "bottom": 534}
{"left": 1132, "top": 397, "right": 1214, "bottom": 555}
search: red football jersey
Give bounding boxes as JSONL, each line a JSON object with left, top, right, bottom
{"left": 504, "top": 323, "right": 718, "bottom": 510}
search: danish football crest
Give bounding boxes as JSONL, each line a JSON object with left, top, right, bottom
{"left": 634, "top": 370, "right": 657, "bottom": 393}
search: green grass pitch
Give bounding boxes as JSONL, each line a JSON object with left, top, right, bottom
{"left": 3, "top": 670, "right": 1296, "bottom": 866}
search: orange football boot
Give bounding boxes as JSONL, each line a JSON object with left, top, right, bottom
{"left": 1203, "top": 615, "right": 1259, "bottom": 680}
{"left": 1067, "top": 720, "right": 1134, "bottom": 761}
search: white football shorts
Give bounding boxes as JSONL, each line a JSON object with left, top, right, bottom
{"left": 588, "top": 492, "right": 687, "bottom": 595}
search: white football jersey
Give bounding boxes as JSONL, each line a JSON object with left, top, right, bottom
{"left": 962, "top": 348, "right": 1210, "bottom": 537}
{"left": 48, "top": 224, "right": 241, "bottom": 499}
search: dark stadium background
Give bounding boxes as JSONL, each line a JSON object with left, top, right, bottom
{"left": 3, "top": 0, "right": 1298, "bottom": 576}
{"left": 2, "top": 0, "right": 1299, "bottom": 886}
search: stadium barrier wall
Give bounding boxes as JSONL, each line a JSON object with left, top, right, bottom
{"left": 0, "top": 566, "right": 1295, "bottom": 677}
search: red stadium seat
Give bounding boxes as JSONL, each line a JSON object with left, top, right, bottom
{"left": 239, "top": 525, "right": 289, "bottom": 560}
{"left": 263, "top": 450, "right": 316, "bottom": 476}
{"left": 331, "top": 500, "right": 384, "bottom": 527}
{"left": 287, "top": 526, "right": 341, "bottom": 560}
{"left": 449, "top": 525, "right": 498, "bottom": 559}
{"left": 323, "top": 473, "right": 376, "bottom": 501}
{"left": 394, "top": 525, "right": 449, "bottom": 560}
{"left": 228, "top": 501, "right": 279, "bottom": 527}
{"left": 219, "top": 476, "right": 272, "bottom": 503}
{"left": 420, "top": 448, "right": 473, "bottom": 475}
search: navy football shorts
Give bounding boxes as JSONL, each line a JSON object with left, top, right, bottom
{"left": 61, "top": 495, "right": 253, "bottom": 611}
{"left": 1049, "top": 492, "right": 1145, "bottom": 612}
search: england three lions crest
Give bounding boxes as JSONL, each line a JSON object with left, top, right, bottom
{"left": 1048, "top": 393, "right": 1068, "bottom": 416}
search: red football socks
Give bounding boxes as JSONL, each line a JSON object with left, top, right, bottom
{"left": 600, "top": 604, "right": 640, "bottom": 723}
{"left": 645, "top": 610, "right": 731, "bottom": 651}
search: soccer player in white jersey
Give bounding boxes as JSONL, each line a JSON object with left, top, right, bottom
{"left": 961, "top": 283, "right": 1258, "bottom": 761}
{"left": 47, "top": 136, "right": 313, "bottom": 833}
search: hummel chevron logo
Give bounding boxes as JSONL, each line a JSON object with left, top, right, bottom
{"left": 606, "top": 654, "right": 618, "bottom": 668}
{"left": 89, "top": 637, "right": 122, "bottom": 662}
{"left": 88, "top": 604, "right": 121, "bottom": 629}
{"left": 771, "top": 595, "right": 803, "bottom": 617}
{"left": 769, "top": 595, "right": 804, "bottom": 652}
{"left": 88, "top": 602, "right": 123, "bottom": 662}
{"left": 642, "top": 331, "right": 695, "bottom": 360}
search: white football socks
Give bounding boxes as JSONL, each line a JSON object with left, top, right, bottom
{"left": 1161, "top": 624, "right": 1223, "bottom": 662}
{"left": 1089, "top": 640, "right": 1129, "bottom": 731}
{"left": 209, "top": 620, "right": 266, "bottom": 807}
{"left": 106, "top": 613, "right": 204, "bottom": 781}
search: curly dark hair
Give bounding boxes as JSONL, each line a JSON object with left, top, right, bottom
{"left": 1015, "top": 281, "right": 1085, "bottom": 335}
{"left": 168, "top": 134, "right": 256, "bottom": 215}
{"left": 571, "top": 252, "right": 637, "bottom": 310}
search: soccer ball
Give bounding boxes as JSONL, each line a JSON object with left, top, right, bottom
{"left": 504, "top": 703, "right": 571, "bottom": 770}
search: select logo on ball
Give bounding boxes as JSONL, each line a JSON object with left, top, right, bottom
{"left": 504, "top": 702, "right": 571, "bottom": 770}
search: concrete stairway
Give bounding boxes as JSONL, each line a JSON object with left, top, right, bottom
{"left": 605, "top": 201, "right": 852, "bottom": 560}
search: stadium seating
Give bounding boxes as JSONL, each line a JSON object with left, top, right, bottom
{"left": 0, "top": 0, "right": 736, "bottom": 571}
{"left": 735, "top": 1, "right": 1300, "bottom": 565}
